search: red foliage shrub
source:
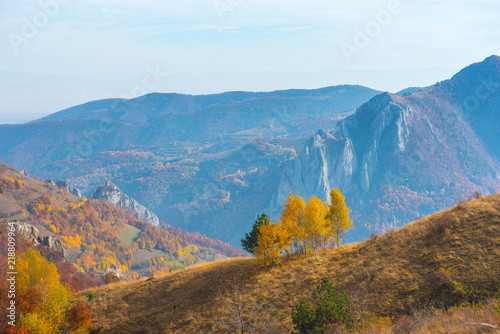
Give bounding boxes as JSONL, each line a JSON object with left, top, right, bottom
{"left": 67, "top": 301, "right": 92, "bottom": 331}
{"left": 5, "top": 326, "right": 30, "bottom": 334}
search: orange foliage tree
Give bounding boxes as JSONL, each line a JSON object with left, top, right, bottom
{"left": 254, "top": 221, "right": 284, "bottom": 267}
{"left": 67, "top": 302, "right": 92, "bottom": 332}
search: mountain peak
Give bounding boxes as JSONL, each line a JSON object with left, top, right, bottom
{"left": 446, "top": 55, "right": 500, "bottom": 88}
{"left": 484, "top": 54, "right": 500, "bottom": 63}
{"left": 369, "top": 91, "right": 397, "bottom": 106}
{"left": 348, "top": 91, "right": 398, "bottom": 125}
{"left": 100, "top": 180, "right": 115, "bottom": 188}
{"left": 431, "top": 55, "right": 500, "bottom": 113}
{"left": 315, "top": 129, "right": 331, "bottom": 139}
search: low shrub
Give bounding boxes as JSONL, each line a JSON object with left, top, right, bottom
{"left": 292, "top": 278, "right": 352, "bottom": 333}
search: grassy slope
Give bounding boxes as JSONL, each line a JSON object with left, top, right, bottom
{"left": 117, "top": 224, "right": 142, "bottom": 247}
{"left": 75, "top": 194, "right": 500, "bottom": 333}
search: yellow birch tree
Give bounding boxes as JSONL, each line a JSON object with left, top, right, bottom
{"left": 303, "top": 196, "right": 329, "bottom": 251}
{"left": 326, "top": 188, "right": 353, "bottom": 248}
{"left": 280, "top": 193, "right": 306, "bottom": 254}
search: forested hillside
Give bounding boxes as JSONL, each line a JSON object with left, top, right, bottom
{"left": 0, "top": 162, "right": 244, "bottom": 279}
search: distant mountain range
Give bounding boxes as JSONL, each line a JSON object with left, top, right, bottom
{"left": 0, "top": 85, "right": 380, "bottom": 243}
{"left": 1, "top": 56, "right": 499, "bottom": 244}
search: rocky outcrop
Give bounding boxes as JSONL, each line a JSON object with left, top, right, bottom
{"left": 103, "top": 264, "right": 123, "bottom": 278}
{"left": 272, "top": 129, "right": 355, "bottom": 212}
{"left": 56, "top": 180, "right": 83, "bottom": 197}
{"left": 93, "top": 180, "right": 160, "bottom": 227}
{"left": 16, "top": 222, "right": 65, "bottom": 255}
{"left": 45, "top": 179, "right": 57, "bottom": 186}
{"left": 39, "top": 235, "right": 65, "bottom": 254}
{"left": 16, "top": 222, "right": 41, "bottom": 245}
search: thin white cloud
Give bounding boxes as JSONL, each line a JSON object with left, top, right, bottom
{"left": 278, "top": 26, "right": 313, "bottom": 31}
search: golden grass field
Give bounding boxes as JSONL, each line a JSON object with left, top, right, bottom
{"left": 74, "top": 194, "right": 500, "bottom": 333}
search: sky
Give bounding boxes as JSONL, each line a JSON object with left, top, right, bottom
{"left": 1, "top": 0, "right": 500, "bottom": 123}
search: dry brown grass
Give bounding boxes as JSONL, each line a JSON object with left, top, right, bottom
{"left": 335, "top": 300, "right": 500, "bottom": 334}
{"left": 74, "top": 194, "right": 500, "bottom": 333}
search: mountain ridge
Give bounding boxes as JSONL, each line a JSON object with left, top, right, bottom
{"left": 35, "top": 84, "right": 380, "bottom": 125}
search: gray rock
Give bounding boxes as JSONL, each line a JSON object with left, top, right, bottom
{"left": 40, "top": 236, "right": 65, "bottom": 254}
{"left": 271, "top": 94, "right": 414, "bottom": 213}
{"left": 15, "top": 222, "right": 65, "bottom": 255}
{"left": 56, "top": 180, "right": 83, "bottom": 197}
{"left": 45, "top": 179, "right": 57, "bottom": 186}
{"left": 20, "top": 169, "right": 29, "bottom": 176}
{"left": 93, "top": 180, "right": 160, "bottom": 227}
{"left": 16, "top": 222, "right": 41, "bottom": 245}
{"left": 103, "top": 264, "right": 123, "bottom": 278}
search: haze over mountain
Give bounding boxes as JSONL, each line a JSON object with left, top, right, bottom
{"left": 0, "top": 56, "right": 499, "bottom": 245}
{"left": 0, "top": 85, "right": 378, "bottom": 171}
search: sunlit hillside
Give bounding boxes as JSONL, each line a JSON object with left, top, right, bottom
{"left": 73, "top": 193, "right": 500, "bottom": 333}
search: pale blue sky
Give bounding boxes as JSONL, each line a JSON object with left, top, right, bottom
{"left": 1, "top": 0, "right": 499, "bottom": 123}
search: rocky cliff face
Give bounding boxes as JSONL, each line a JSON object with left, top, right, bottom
{"left": 56, "top": 180, "right": 82, "bottom": 197}
{"left": 271, "top": 56, "right": 500, "bottom": 239}
{"left": 271, "top": 93, "right": 416, "bottom": 217}
{"left": 16, "top": 222, "right": 65, "bottom": 255}
{"left": 93, "top": 180, "right": 160, "bottom": 226}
